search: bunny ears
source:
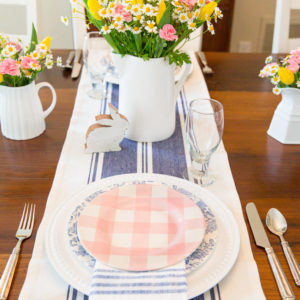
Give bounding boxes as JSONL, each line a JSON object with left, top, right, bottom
{"left": 95, "top": 103, "right": 128, "bottom": 127}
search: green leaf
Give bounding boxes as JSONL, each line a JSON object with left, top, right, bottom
{"left": 103, "top": 34, "right": 120, "bottom": 54}
{"left": 158, "top": 5, "right": 171, "bottom": 29}
{"left": 28, "top": 23, "right": 38, "bottom": 53}
{"left": 134, "top": 33, "right": 142, "bottom": 54}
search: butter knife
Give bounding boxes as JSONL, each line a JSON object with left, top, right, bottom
{"left": 71, "top": 49, "right": 82, "bottom": 79}
{"left": 246, "top": 202, "right": 295, "bottom": 300}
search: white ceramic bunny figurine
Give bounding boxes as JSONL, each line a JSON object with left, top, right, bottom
{"left": 85, "top": 103, "right": 129, "bottom": 153}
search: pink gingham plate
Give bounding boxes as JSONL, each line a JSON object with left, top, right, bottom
{"left": 77, "top": 183, "right": 206, "bottom": 271}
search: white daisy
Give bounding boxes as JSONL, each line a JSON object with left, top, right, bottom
{"left": 271, "top": 76, "right": 280, "bottom": 85}
{"left": 72, "top": 7, "right": 77, "bottom": 16}
{"left": 207, "top": 21, "right": 215, "bottom": 35}
{"left": 56, "top": 56, "right": 62, "bottom": 67}
{"left": 30, "top": 50, "right": 40, "bottom": 60}
{"left": 265, "top": 55, "right": 273, "bottom": 64}
{"left": 214, "top": 7, "right": 223, "bottom": 19}
{"left": 2, "top": 44, "right": 17, "bottom": 57}
{"left": 134, "top": 14, "right": 144, "bottom": 22}
{"left": 272, "top": 86, "right": 281, "bottom": 95}
{"left": 131, "top": 26, "right": 142, "bottom": 34}
{"left": 36, "top": 43, "right": 47, "bottom": 54}
{"left": 131, "top": 4, "right": 140, "bottom": 15}
{"left": 188, "top": 21, "right": 197, "bottom": 30}
{"left": 61, "top": 16, "right": 69, "bottom": 26}
{"left": 113, "top": 14, "right": 124, "bottom": 23}
{"left": 178, "top": 13, "right": 188, "bottom": 23}
{"left": 46, "top": 60, "right": 53, "bottom": 69}
{"left": 29, "top": 61, "right": 41, "bottom": 71}
{"left": 143, "top": 4, "right": 154, "bottom": 16}
{"left": 144, "top": 20, "right": 157, "bottom": 33}
{"left": 99, "top": 8, "right": 110, "bottom": 18}
{"left": 297, "top": 80, "right": 300, "bottom": 88}
{"left": 101, "top": 25, "right": 111, "bottom": 35}
{"left": 110, "top": 21, "right": 123, "bottom": 31}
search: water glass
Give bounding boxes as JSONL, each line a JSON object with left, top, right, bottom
{"left": 83, "top": 31, "right": 109, "bottom": 100}
{"left": 184, "top": 98, "right": 224, "bottom": 186}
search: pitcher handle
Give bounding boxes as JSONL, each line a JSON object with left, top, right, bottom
{"left": 174, "top": 62, "right": 192, "bottom": 100}
{"left": 36, "top": 82, "right": 57, "bottom": 119}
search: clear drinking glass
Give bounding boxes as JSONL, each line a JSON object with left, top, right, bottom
{"left": 183, "top": 98, "right": 224, "bottom": 186}
{"left": 83, "top": 31, "right": 108, "bottom": 100}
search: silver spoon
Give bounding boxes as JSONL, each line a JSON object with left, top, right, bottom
{"left": 266, "top": 208, "right": 300, "bottom": 286}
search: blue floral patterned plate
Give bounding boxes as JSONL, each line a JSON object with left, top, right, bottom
{"left": 67, "top": 178, "right": 217, "bottom": 274}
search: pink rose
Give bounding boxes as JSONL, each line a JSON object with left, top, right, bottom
{"left": 5, "top": 41, "right": 21, "bottom": 52}
{"left": 287, "top": 62, "right": 299, "bottom": 73}
{"left": 159, "top": 24, "right": 178, "bottom": 41}
{"left": 115, "top": 4, "right": 132, "bottom": 22}
{"left": 21, "top": 56, "right": 39, "bottom": 70}
{"left": 0, "top": 58, "right": 20, "bottom": 76}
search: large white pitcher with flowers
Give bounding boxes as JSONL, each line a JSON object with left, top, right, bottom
{"left": 112, "top": 54, "right": 192, "bottom": 142}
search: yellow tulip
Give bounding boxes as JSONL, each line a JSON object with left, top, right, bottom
{"left": 130, "top": 0, "right": 143, "bottom": 5}
{"left": 278, "top": 67, "right": 294, "bottom": 85}
{"left": 0, "top": 74, "right": 3, "bottom": 83}
{"left": 87, "top": 0, "right": 102, "bottom": 20}
{"left": 156, "top": 0, "right": 166, "bottom": 25}
{"left": 41, "top": 36, "right": 52, "bottom": 50}
{"left": 199, "top": 1, "right": 217, "bottom": 22}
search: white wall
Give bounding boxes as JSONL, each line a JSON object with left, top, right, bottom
{"left": 230, "top": 0, "right": 300, "bottom": 53}
{"left": 37, "top": 0, "right": 74, "bottom": 49}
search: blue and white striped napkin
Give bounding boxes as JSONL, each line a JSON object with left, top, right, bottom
{"left": 89, "top": 261, "right": 187, "bottom": 300}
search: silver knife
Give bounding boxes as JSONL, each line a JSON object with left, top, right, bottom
{"left": 246, "top": 203, "right": 295, "bottom": 300}
{"left": 71, "top": 49, "right": 82, "bottom": 79}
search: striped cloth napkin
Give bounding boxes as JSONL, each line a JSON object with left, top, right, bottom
{"left": 89, "top": 261, "right": 187, "bottom": 299}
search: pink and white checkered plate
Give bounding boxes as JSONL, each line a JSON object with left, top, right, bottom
{"left": 77, "top": 183, "right": 206, "bottom": 271}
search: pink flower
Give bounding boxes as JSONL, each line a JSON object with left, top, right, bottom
{"left": 115, "top": 4, "right": 132, "bottom": 22}
{"left": 180, "top": 0, "right": 197, "bottom": 9}
{"left": 5, "top": 42, "right": 21, "bottom": 52}
{"left": 288, "top": 55, "right": 300, "bottom": 65}
{"left": 287, "top": 62, "right": 299, "bottom": 73}
{"left": 21, "top": 56, "right": 39, "bottom": 70}
{"left": 290, "top": 49, "right": 300, "bottom": 56}
{"left": 159, "top": 24, "right": 178, "bottom": 41}
{"left": 0, "top": 58, "right": 20, "bottom": 76}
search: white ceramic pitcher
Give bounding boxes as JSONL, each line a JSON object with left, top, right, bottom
{"left": 112, "top": 54, "right": 192, "bottom": 142}
{"left": 0, "top": 81, "right": 56, "bottom": 140}
{"left": 267, "top": 88, "right": 300, "bottom": 144}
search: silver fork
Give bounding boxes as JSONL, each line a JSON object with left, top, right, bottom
{"left": 197, "top": 51, "right": 213, "bottom": 74}
{"left": 0, "top": 204, "right": 35, "bottom": 300}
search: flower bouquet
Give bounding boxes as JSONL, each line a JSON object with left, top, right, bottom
{"left": 0, "top": 24, "right": 58, "bottom": 140}
{"left": 0, "top": 24, "right": 61, "bottom": 87}
{"left": 259, "top": 49, "right": 300, "bottom": 144}
{"left": 259, "top": 49, "right": 300, "bottom": 95}
{"left": 69, "top": 0, "right": 223, "bottom": 65}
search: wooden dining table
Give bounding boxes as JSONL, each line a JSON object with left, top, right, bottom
{"left": 0, "top": 50, "right": 299, "bottom": 300}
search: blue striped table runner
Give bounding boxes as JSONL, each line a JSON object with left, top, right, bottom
{"left": 66, "top": 81, "right": 221, "bottom": 300}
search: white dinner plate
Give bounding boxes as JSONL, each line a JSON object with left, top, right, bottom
{"left": 45, "top": 173, "right": 240, "bottom": 299}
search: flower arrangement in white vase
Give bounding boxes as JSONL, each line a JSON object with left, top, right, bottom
{"left": 64, "top": 0, "right": 223, "bottom": 142}
{"left": 0, "top": 25, "right": 60, "bottom": 140}
{"left": 259, "top": 49, "right": 300, "bottom": 144}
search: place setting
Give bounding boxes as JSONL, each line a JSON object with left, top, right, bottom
{"left": 45, "top": 173, "right": 240, "bottom": 299}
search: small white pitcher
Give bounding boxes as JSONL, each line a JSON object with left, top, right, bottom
{"left": 112, "top": 54, "right": 192, "bottom": 142}
{"left": 0, "top": 81, "right": 56, "bottom": 140}
{"left": 268, "top": 87, "right": 300, "bottom": 144}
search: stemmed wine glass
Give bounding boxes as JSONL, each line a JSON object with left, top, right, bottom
{"left": 83, "top": 31, "right": 110, "bottom": 100}
{"left": 183, "top": 98, "right": 224, "bottom": 186}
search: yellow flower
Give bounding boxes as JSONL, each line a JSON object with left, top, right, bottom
{"left": 41, "top": 36, "right": 51, "bottom": 50}
{"left": 278, "top": 67, "right": 294, "bottom": 85}
{"left": 0, "top": 73, "right": 3, "bottom": 83}
{"left": 131, "top": 0, "right": 143, "bottom": 5}
{"left": 156, "top": 0, "right": 166, "bottom": 25}
{"left": 199, "top": 1, "right": 217, "bottom": 21}
{"left": 87, "top": 0, "right": 102, "bottom": 20}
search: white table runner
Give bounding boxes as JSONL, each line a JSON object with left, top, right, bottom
{"left": 19, "top": 53, "right": 266, "bottom": 300}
